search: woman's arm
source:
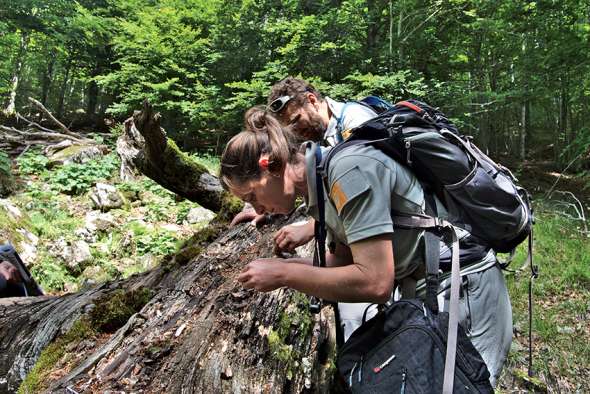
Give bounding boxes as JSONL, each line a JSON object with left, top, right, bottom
{"left": 237, "top": 235, "right": 394, "bottom": 303}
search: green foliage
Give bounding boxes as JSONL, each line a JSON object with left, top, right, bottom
{"left": 0, "top": 150, "right": 10, "bottom": 174}
{"left": 43, "top": 153, "right": 119, "bottom": 195}
{"left": 30, "top": 255, "right": 76, "bottom": 292}
{"left": 16, "top": 149, "right": 49, "bottom": 175}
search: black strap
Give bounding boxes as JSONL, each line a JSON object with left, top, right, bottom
{"left": 423, "top": 193, "right": 441, "bottom": 314}
{"left": 312, "top": 144, "right": 345, "bottom": 346}
{"left": 309, "top": 144, "right": 327, "bottom": 314}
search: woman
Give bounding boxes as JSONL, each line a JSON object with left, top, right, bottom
{"left": 220, "top": 116, "right": 511, "bottom": 386}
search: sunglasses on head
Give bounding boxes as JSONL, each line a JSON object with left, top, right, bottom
{"left": 267, "top": 95, "right": 293, "bottom": 113}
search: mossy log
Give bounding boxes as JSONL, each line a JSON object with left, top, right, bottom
{"left": 0, "top": 212, "right": 336, "bottom": 393}
{"left": 117, "top": 101, "right": 243, "bottom": 222}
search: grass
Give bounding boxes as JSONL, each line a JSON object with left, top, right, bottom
{"left": 499, "top": 203, "right": 590, "bottom": 392}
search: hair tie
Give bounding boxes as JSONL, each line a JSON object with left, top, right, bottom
{"left": 259, "top": 158, "right": 269, "bottom": 169}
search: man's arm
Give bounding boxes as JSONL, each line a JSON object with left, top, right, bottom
{"left": 238, "top": 235, "right": 394, "bottom": 304}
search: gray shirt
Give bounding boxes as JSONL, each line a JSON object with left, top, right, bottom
{"left": 305, "top": 142, "right": 426, "bottom": 279}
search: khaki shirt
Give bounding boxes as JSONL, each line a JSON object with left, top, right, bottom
{"left": 305, "top": 142, "right": 426, "bottom": 279}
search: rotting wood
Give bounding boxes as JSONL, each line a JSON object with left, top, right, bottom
{"left": 0, "top": 212, "right": 334, "bottom": 393}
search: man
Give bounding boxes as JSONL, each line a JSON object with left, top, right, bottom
{"left": 0, "top": 259, "right": 24, "bottom": 297}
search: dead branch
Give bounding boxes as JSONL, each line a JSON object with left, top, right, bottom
{"left": 549, "top": 190, "right": 588, "bottom": 233}
{"left": 27, "top": 97, "right": 79, "bottom": 138}
{"left": 544, "top": 152, "right": 584, "bottom": 199}
{"left": 0, "top": 125, "right": 88, "bottom": 145}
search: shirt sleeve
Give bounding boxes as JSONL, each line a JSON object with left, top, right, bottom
{"left": 327, "top": 154, "right": 395, "bottom": 244}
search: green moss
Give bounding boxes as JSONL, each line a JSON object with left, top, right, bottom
{"left": 266, "top": 292, "right": 314, "bottom": 380}
{"left": 90, "top": 287, "right": 153, "bottom": 333}
{"left": 163, "top": 139, "right": 209, "bottom": 178}
{"left": 216, "top": 193, "right": 245, "bottom": 223}
{"left": 18, "top": 318, "right": 96, "bottom": 394}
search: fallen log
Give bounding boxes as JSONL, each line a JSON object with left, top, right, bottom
{"left": 117, "top": 101, "right": 243, "bottom": 220}
{"left": 0, "top": 213, "right": 335, "bottom": 393}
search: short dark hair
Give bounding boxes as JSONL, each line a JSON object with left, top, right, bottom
{"left": 267, "top": 77, "right": 324, "bottom": 109}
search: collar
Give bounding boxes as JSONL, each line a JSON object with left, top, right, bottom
{"left": 324, "top": 97, "right": 344, "bottom": 143}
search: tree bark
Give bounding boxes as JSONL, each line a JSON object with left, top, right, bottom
{"left": 57, "top": 60, "right": 72, "bottom": 119}
{"left": 41, "top": 53, "right": 56, "bottom": 107}
{"left": 0, "top": 214, "right": 335, "bottom": 393}
{"left": 4, "top": 31, "right": 29, "bottom": 115}
{"left": 116, "top": 101, "right": 243, "bottom": 221}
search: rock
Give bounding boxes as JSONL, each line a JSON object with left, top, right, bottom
{"left": 557, "top": 326, "right": 575, "bottom": 335}
{"left": 16, "top": 228, "right": 38, "bottom": 263}
{"left": 71, "top": 240, "right": 92, "bottom": 267}
{"left": 86, "top": 211, "right": 117, "bottom": 232}
{"left": 0, "top": 199, "right": 22, "bottom": 220}
{"left": 161, "top": 223, "right": 182, "bottom": 232}
{"left": 89, "top": 183, "right": 124, "bottom": 211}
{"left": 47, "top": 143, "right": 108, "bottom": 167}
{"left": 48, "top": 238, "right": 93, "bottom": 272}
{"left": 185, "top": 207, "right": 215, "bottom": 224}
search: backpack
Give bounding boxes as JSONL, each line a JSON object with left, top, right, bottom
{"left": 338, "top": 299, "right": 493, "bottom": 394}
{"left": 310, "top": 99, "right": 536, "bottom": 392}
{"left": 327, "top": 99, "right": 533, "bottom": 254}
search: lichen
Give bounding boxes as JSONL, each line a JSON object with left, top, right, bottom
{"left": 266, "top": 292, "right": 314, "bottom": 380}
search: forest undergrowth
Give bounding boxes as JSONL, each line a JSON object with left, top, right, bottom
{"left": 1, "top": 138, "right": 588, "bottom": 393}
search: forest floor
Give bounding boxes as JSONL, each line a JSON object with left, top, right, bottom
{"left": 1, "top": 139, "right": 588, "bottom": 393}
{"left": 495, "top": 159, "right": 589, "bottom": 393}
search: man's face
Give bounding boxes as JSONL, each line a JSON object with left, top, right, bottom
{"left": 277, "top": 94, "right": 327, "bottom": 141}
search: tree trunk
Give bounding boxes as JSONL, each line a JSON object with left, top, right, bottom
{"left": 4, "top": 31, "right": 29, "bottom": 115}
{"left": 41, "top": 52, "right": 56, "bottom": 107}
{"left": 116, "top": 101, "right": 243, "bottom": 221}
{"left": 520, "top": 99, "right": 529, "bottom": 161}
{"left": 0, "top": 213, "right": 335, "bottom": 393}
{"left": 86, "top": 67, "right": 99, "bottom": 118}
{"left": 57, "top": 61, "right": 72, "bottom": 119}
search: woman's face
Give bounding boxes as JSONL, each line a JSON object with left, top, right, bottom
{"left": 230, "top": 170, "right": 297, "bottom": 215}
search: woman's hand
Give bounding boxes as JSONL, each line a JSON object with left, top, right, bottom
{"left": 237, "top": 258, "right": 286, "bottom": 292}
{"left": 273, "top": 220, "right": 315, "bottom": 253}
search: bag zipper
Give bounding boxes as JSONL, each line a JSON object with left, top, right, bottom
{"left": 349, "top": 362, "right": 357, "bottom": 387}
{"left": 400, "top": 367, "right": 407, "bottom": 394}
{"left": 373, "top": 353, "right": 396, "bottom": 373}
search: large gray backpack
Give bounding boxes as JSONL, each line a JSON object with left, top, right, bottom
{"left": 323, "top": 99, "right": 533, "bottom": 254}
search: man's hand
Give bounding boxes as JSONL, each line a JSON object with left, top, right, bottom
{"left": 230, "top": 206, "right": 269, "bottom": 227}
{"left": 237, "top": 258, "right": 286, "bottom": 292}
{"left": 274, "top": 220, "right": 315, "bottom": 254}
{"left": 0, "top": 261, "right": 22, "bottom": 285}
